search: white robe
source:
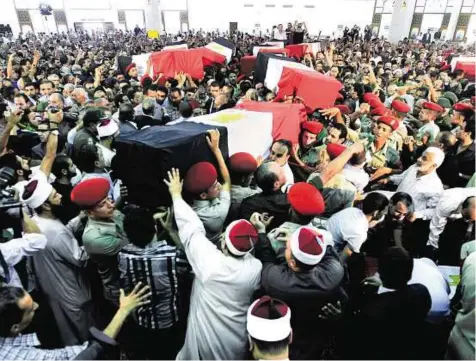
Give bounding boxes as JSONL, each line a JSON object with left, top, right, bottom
{"left": 173, "top": 198, "right": 262, "bottom": 360}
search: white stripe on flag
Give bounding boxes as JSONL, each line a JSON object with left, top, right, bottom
{"left": 264, "top": 41, "right": 284, "bottom": 48}
{"left": 184, "top": 109, "right": 273, "bottom": 157}
{"left": 164, "top": 43, "right": 188, "bottom": 51}
{"left": 303, "top": 42, "right": 321, "bottom": 55}
{"left": 206, "top": 42, "right": 233, "bottom": 63}
{"left": 132, "top": 52, "right": 152, "bottom": 77}
{"left": 253, "top": 46, "right": 285, "bottom": 56}
{"left": 264, "top": 58, "right": 315, "bottom": 92}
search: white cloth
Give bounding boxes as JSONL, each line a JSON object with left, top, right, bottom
{"left": 342, "top": 164, "right": 370, "bottom": 193}
{"left": 96, "top": 144, "right": 116, "bottom": 168}
{"left": 0, "top": 234, "right": 47, "bottom": 287}
{"left": 427, "top": 187, "right": 476, "bottom": 248}
{"left": 411, "top": 258, "right": 450, "bottom": 323}
{"left": 281, "top": 162, "right": 295, "bottom": 193}
{"left": 389, "top": 165, "right": 444, "bottom": 220}
{"left": 173, "top": 197, "right": 262, "bottom": 360}
{"left": 326, "top": 207, "right": 368, "bottom": 253}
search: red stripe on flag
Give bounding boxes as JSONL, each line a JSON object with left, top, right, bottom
{"left": 236, "top": 101, "right": 307, "bottom": 144}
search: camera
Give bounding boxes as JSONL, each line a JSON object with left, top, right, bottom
{"left": 47, "top": 106, "right": 59, "bottom": 114}
{"left": 0, "top": 167, "right": 21, "bottom": 211}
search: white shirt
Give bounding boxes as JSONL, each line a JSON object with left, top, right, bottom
{"left": 410, "top": 258, "right": 450, "bottom": 323}
{"left": 428, "top": 187, "right": 476, "bottom": 248}
{"left": 389, "top": 164, "right": 444, "bottom": 220}
{"left": 0, "top": 234, "right": 47, "bottom": 287}
{"left": 273, "top": 29, "right": 287, "bottom": 40}
{"left": 326, "top": 207, "right": 369, "bottom": 253}
{"left": 342, "top": 164, "right": 370, "bottom": 193}
{"left": 173, "top": 197, "right": 262, "bottom": 360}
{"left": 281, "top": 162, "right": 294, "bottom": 193}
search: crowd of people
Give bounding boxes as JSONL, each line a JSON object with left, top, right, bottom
{"left": 0, "top": 22, "right": 474, "bottom": 361}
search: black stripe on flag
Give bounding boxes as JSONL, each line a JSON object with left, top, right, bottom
{"left": 254, "top": 52, "right": 297, "bottom": 85}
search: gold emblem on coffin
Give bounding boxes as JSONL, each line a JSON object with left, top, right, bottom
{"left": 211, "top": 112, "right": 245, "bottom": 124}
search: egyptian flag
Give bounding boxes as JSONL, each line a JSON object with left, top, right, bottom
{"left": 190, "top": 47, "right": 226, "bottom": 67}
{"left": 150, "top": 49, "right": 204, "bottom": 79}
{"left": 255, "top": 52, "right": 313, "bottom": 91}
{"left": 163, "top": 40, "right": 188, "bottom": 51}
{"left": 206, "top": 38, "right": 235, "bottom": 63}
{"left": 240, "top": 55, "right": 256, "bottom": 76}
{"left": 264, "top": 41, "right": 285, "bottom": 48}
{"left": 182, "top": 103, "right": 307, "bottom": 156}
{"left": 252, "top": 44, "right": 287, "bottom": 56}
{"left": 276, "top": 67, "right": 342, "bottom": 112}
{"left": 113, "top": 122, "right": 229, "bottom": 208}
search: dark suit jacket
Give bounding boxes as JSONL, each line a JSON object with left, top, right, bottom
{"left": 133, "top": 115, "right": 164, "bottom": 129}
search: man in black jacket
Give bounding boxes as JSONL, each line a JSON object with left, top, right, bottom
{"left": 250, "top": 214, "right": 346, "bottom": 360}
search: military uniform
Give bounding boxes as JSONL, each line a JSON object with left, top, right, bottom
{"left": 416, "top": 122, "right": 440, "bottom": 143}
{"left": 82, "top": 210, "right": 129, "bottom": 304}
{"left": 362, "top": 134, "right": 400, "bottom": 169}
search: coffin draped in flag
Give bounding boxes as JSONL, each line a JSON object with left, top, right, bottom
{"left": 454, "top": 59, "right": 476, "bottom": 80}
{"left": 240, "top": 55, "right": 256, "bottom": 76}
{"left": 150, "top": 49, "right": 204, "bottom": 79}
{"left": 255, "top": 52, "right": 314, "bottom": 92}
{"left": 252, "top": 45, "right": 288, "bottom": 56}
{"left": 277, "top": 67, "right": 343, "bottom": 111}
{"left": 235, "top": 101, "right": 307, "bottom": 145}
{"left": 163, "top": 40, "right": 188, "bottom": 51}
{"left": 189, "top": 47, "right": 226, "bottom": 67}
{"left": 285, "top": 43, "right": 321, "bottom": 58}
{"left": 205, "top": 38, "right": 235, "bottom": 63}
{"left": 113, "top": 122, "right": 229, "bottom": 207}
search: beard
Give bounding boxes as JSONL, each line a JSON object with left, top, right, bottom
{"left": 50, "top": 203, "right": 66, "bottom": 219}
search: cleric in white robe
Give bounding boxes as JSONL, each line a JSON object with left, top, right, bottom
{"left": 165, "top": 168, "right": 262, "bottom": 360}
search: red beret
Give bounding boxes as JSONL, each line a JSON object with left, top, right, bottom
{"left": 363, "top": 93, "right": 379, "bottom": 103}
{"left": 391, "top": 99, "right": 411, "bottom": 113}
{"left": 453, "top": 103, "right": 474, "bottom": 112}
{"left": 140, "top": 74, "right": 151, "bottom": 87}
{"left": 125, "top": 62, "right": 136, "bottom": 75}
{"left": 184, "top": 162, "right": 217, "bottom": 194}
{"left": 288, "top": 182, "right": 325, "bottom": 216}
{"left": 378, "top": 115, "right": 399, "bottom": 131}
{"left": 229, "top": 152, "right": 258, "bottom": 174}
{"left": 225, "top": 220, "right": 259, "bottom": 256}
{"left": 301, "top": 121, "right": 324, "bottom": 135}
{"left": 371, "top": 107, "right": 391, "bottom": 116}
{"left": 368, "top": 97, "right": 384, "bottom": 109}
{"left": 422, "top": 101, "right": 444, "bottom": 113}
{"left": 335, "top": 104, "right": 351, "bottom": 115}
{"left": 71, "top": 178, "right": 110, "bottom": 207}
{"left": 326, "top": 143, "right": 347, "bottom": 159}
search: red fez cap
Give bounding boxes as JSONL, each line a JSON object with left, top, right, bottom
{"left": 290, "top": 227, "right": 328, "bottom": 265}
{"left": 125, "top": 62, "right": 136, "bottom": 75}
{"left": 363, "top": 93, "right": 379, "bottom": 103}
{"left": 229, "top": 152, "right": 258, "bottom": 174}
{"left": 335, "top": 104, "right": 351, "bottom": 115}
{"left": 391, "top": 99, "right": 411, "bottom": 113}
{"left": 247, "top": 296, "right": 291, "bottom": 342}
{"left": 423, "top": 101, "right": 444, "bottom": 113}
{"left": 288, "top": 182, "right": 325, "bottom": 216}
{"left": 71, "top": 178, "right": 110, "bottom": 207}
{"left": 368, "top": 97, "right": 384, "bottom": 109}
{"left": 326, "top": 143, "right": 347, "bottom": 159}
{"left": 453, "top": 103, "right": 474, "bottom": 112}
{"left": 184, "top": 162, "right": 217, "bottom": 194}
{"left": 301, "top": 121, "right": 324, "bottom": 135}
{"left": 378, "top": 115, "right": 399, "bottom": 131}
{"left": 225, "top": 220, "right": 259, "bottom": 256}
{"left": 371, "top": 107, "right": 391, "bottom": 116}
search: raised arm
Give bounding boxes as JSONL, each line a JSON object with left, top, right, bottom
{"left": 0, "top": 110, "right": 22, "bottom": 155}
{"left": 207, "top": 129, "right": 231, "bottom": 192}
{"left": 39, "top": 130, "right": 58, "bottom": 178}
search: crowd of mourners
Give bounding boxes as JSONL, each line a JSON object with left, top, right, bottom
{"left": 0, "top": 23, "right": 474, "bottom": 361}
